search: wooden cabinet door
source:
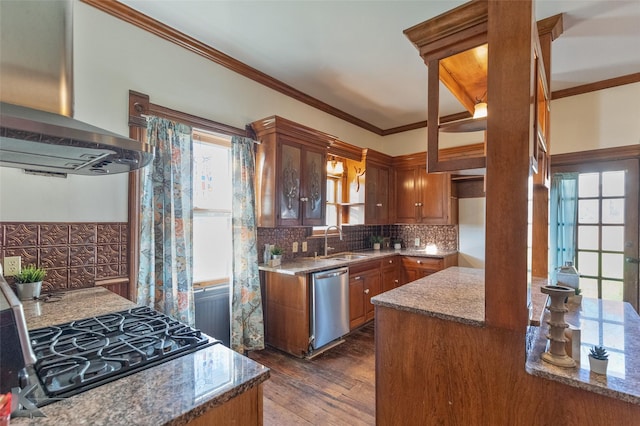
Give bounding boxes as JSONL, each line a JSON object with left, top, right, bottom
{"left": 419, "top": 171, "right": 452, "bottom": 224}
{"left": 365, "top": 165, "right": 390, "bottom": 225}
{"left": 277, "top": 140, "right": 326, "bottom": 226}
{"left": 278, "top": 141, "right": 302, "bottom": 226}
{"left": 403, "top": 266, "right": 420, "bottom": 284}
{"left": 381, "top": 257, "right": 401, "bottom": 292}
{"left": 301, "top": 147, "right": 326, "bottom": 226}
{"left": 395, "top": 167, "right": 420, "bottom": 223}
{"left": 377, "top": 167, "right": 390, "bottom": 223}
{"left": 349, "top": 259, "right": 382, "bottom": 330}
{"left": 349, "top": 276, "right": 366, "bottom": 330}
{"left": 364, "top": 270, "right": 381, "bottom": 322}
{"left": 264, "top": 272, "right": 310, "bottom": 357}
{"left": 365, "top": 165, "right": 379, "bottom": 224}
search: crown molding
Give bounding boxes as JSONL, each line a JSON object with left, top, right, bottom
{"left": 82, "top": 0, "right": 640, "bottom": 137}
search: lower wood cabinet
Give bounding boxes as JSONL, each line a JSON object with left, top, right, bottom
{"left": 263, "top": 253, "right": 458, "bottom": 352}
{"left": 402, "top": 255, "right": 458, "bottom": 283}
{"left": 263, "top": 272, "right": 310, "bottom": 357}
{"left": 381, "top": 256, "right": 403, "bottom": 292}
{"left": 349, "top": 260, "right": 382, "bottom": 330}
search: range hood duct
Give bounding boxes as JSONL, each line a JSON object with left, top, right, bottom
{"left": 0, "top": 0, "right": 153, "bottom": 176}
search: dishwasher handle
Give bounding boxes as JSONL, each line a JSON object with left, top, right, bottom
{"left": 314, "top": 268, "right": 349, "bottom": 280}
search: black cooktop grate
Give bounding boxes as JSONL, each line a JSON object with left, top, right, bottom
{"left": 29, "top": 306, "right": 217, "bottom": 402}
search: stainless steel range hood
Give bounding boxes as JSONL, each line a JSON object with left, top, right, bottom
{"left": 0, "top": 0, "right": 153, "bottom": 176}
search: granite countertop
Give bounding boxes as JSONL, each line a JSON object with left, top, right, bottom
{"left": 370, "top": 267, "right": 640, "bottom": 406}
{"left": 13, "top": 287, "right": 270, "bottom": 425}
{"left": 371, "top": 266, "right": 486, "bottom": 326}
{"left": 259, "top": 248, "right": 458, "bottom": 276}
{"left": 526, "top": 297, "right": 640, "bottom": 405}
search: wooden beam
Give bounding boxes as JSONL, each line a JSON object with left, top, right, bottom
{"left": 484, "top": 0, "right": 533, "bottom": 330}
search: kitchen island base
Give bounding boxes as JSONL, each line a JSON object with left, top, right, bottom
{"left": 375, "top": 305, "right": 640, "bottom": 425}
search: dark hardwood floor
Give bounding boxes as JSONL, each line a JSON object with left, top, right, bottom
{"left": 248, "top": 322, "right": 375, "bottom": 426}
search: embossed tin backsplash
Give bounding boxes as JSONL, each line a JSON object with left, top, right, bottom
{"left": 0, "top": 222, "right": 128, "bottom": 293}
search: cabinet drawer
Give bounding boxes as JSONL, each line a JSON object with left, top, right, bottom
{"left": 401, "top": 256, "right": 444, "bottom": 272}
{"left": 381, "top": 255, "right": 400, "bottom": 270}
{"left": 349, "top": 259, "right": 381, "bottom": 277}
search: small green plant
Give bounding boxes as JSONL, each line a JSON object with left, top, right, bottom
{"left": 589, "top": 345, "right": 608, "bottom": 360}
{"left": 370, "top": 235, "right": 384, "bottom": 244}
{"left": 270, "top": 246, "right": 283, "bottom": 256}
{"left": 14, "top": 265, "right": 46, "bottom": 283}
{"left": 574, "top": 288, "right": 582, "bottom": 296}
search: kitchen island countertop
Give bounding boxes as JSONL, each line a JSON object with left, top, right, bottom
{"left": 13, "top": 287, "right": 270, "bottom": 425}
{"left": 372, "top": 266, "right": 640, "bottom": 406}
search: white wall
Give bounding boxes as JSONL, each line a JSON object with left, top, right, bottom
{"left": 458, "top": 198, "right": 486, "bottom": 268}
{"left": 0, "top": 1, "right": 386, "bottom": 223}
{"left": 550, "top": 82, "right": 640, "bottom": 154}
{"left": 0, "top": 168, "right": 128, "bottom": 222}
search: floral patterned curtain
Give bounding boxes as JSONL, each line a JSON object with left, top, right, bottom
{"left": 230, "top": 135, "right": 265, "bottom": 353}
{"left": 138, "top": 117, "right": 194, "bottom": 326}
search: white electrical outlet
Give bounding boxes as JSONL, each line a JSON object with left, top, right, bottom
{"left": 302, "top": 241, "right": 308, "bottom": 252}
{"left": 414, "top": 238, "right": 420, "bottom": 247}
{"left": 292, "top": 242, "right": 299, "bottom": 253}
{"left": 3, "top": 256, "right": 22, "bottom": 277}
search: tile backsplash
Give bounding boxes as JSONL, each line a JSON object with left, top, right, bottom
{"left": 258, "top": 224, "right": 458, "bottom": 261}
{"left": 0, "top": 222, "right": 128, "bottom": 293}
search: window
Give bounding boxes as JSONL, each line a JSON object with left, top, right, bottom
{"left": 576, "top": 171, "right": 625, "bottom": 301}
{"left": 192, "top": 131, "right": 232, "bottom": 285}
{"left": 325, "top": 175, "right": 342, "bottom": 228}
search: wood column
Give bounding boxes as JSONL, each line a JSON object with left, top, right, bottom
{"left": 484, "top": 0, "right": 534, "bottom": 330}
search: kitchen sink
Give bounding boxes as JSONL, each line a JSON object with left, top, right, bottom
{"left": 324, "top": 252, "right": 371, "bottom": 261}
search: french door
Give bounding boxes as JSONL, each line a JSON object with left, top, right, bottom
{"left": 553, "top": 159, "right": 639, "bottom": 312}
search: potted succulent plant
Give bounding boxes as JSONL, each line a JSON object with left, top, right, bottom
{"left": 370, "top": 235, "right": 384, "bottom": 250}
{"left": 588, "top": 345, "right": 609, "bottom": 375}
{"left": 14, "top": 264, "right": 46, "bottom": 301}
{"left": 270, "top": 246, "right": 283, "bottom": 266}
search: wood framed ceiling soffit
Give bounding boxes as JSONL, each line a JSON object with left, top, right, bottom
{"left": 405, "top": 0, "right": 489, "bottom": 173}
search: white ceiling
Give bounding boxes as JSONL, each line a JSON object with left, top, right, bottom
{"left": 118, "top": 0, "right": 640, "bottom": 132}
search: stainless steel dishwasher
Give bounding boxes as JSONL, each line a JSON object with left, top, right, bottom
{"left": 310, "top": 267, "right": 350, "bottom": 352}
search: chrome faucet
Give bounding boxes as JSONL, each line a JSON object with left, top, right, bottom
{"left": 324, "top": 225, "right": 343, "bottom": 257}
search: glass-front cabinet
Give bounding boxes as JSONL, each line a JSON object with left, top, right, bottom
{"left": 253, "top": 116, "right": 335, "bottom": 227}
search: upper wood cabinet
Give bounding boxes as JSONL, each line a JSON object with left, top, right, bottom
{"left": 252, "top": 116, "right": 336, "bottom": 227}
{"left": 393, "top": 153, "right": 458, "bottom": 225}
{"left": 363, "top": 149, "right": 392, "bottom": 225}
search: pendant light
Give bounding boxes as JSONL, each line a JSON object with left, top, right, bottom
{"left": 473, "top": 101, "right": 488, "bottom": 119}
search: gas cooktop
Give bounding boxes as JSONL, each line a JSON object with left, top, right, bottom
{"left": 28, "top": 306, "right": 217, "bottom": 405}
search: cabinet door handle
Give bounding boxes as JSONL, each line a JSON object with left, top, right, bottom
{"left": 300, "top": 197, "right": 308, "bottom": 202}
{"left": 364, "top": 288, "right": 370, "bottom": 294}
{"left": 414, "top": 202, "right": 418, "bottom": 207}
{"left": 388, "top": 260, "right": 393, "bottom": 264}
{"left": 376, "top": 203, "right": 383, "bottom": 207}
{"left": 417, "top": 260, "right": 422, "bottom": 264}
{"left": 626, "top": 257, "right": 640, "bottom": 264}
{"left": 394, "top": 280, "right": 399, "bottom": 283}
{"left": 354, "top": 276, "right": 362, "bottom": 280}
